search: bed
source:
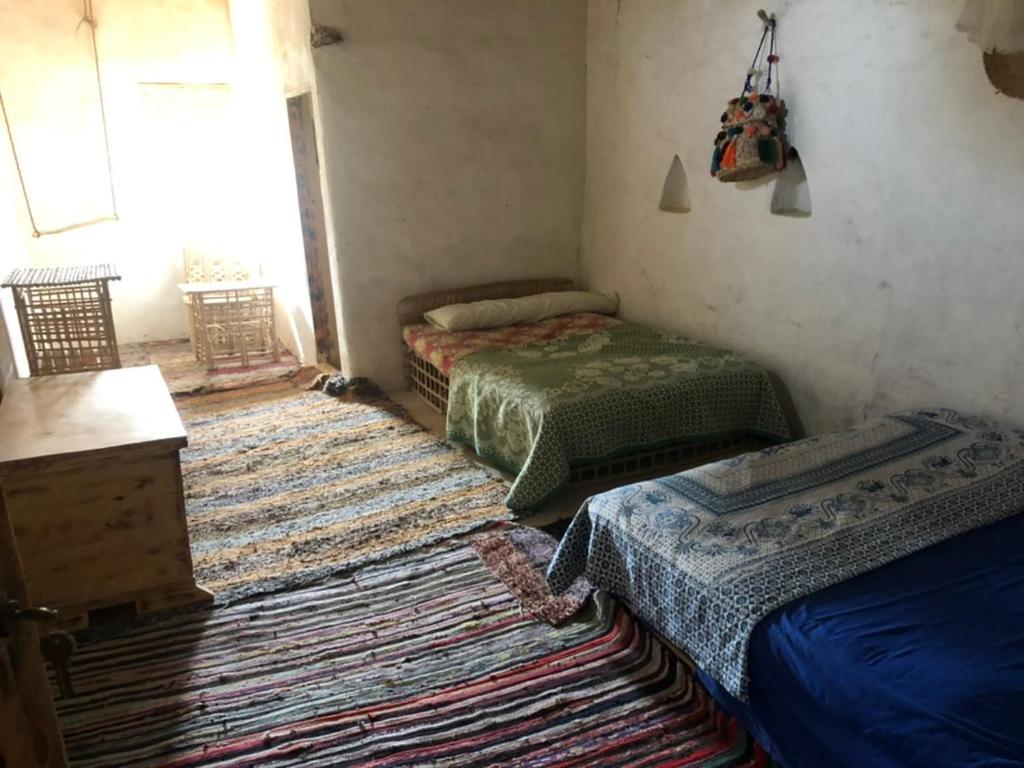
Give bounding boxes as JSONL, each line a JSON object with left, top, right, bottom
{"left": 547, "top": 408, "right": 1024, "bottom": 767}
{"left": 397, "top": 279, "right": 793, "bottom": 510}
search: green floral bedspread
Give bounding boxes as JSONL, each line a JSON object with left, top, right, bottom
{"left": 446, "top": 321, "right": 792, "bottom": 510}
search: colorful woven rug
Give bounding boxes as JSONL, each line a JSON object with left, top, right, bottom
{"left": 58, "top": 542, "right": 771, "bottom": 767}
{"left": 472, "top": 523, "right": 592, "bottom": 625}
{"left": 175, "top": 380, "right": 511, "bottom": 602}
{"left": 120, "top": 339, "right": 315, "bottom": 395}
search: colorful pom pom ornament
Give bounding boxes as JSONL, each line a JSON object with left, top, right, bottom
{"left": 710, "top": 10, "right": 789, "bottom": 183}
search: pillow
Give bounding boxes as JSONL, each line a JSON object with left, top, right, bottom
{"left": 424, "top": 291, "right": 619, "bottom": 332}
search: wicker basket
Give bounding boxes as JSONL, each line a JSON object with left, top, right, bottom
{"left": 187, "top": 286, "right": 279, "bottom": 370}
{"left": 183, "top": 250, "right": 253, "bottom": 283}
{"left": 2, "top": 266, "right": 121, "bottom": 376}
{"left": 406, "top": 347, "right": 449, "bottom": 413}
{"left": 712, "top": 94, "right": 788, "bottom": 183}
{"left": 398, "top": 278, "right": 575, "bottom": 412}
{"left": 984, "top": 51, "right": 1024, "bottom": 100}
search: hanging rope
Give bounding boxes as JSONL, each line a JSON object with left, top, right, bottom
{"left": 740, "top": 24, "right": 770, "bottom": 96}
{"left": 741, "top": 10, "right": 779, "bottom": 99}
{"left": 80, "top": 0, "right": 119, "bottom": 223}
{"left": 0, "top": 0, "right": 119, "bottom": 237}
{"left": 764, "top": 12, "right": 779, "bottom": 97}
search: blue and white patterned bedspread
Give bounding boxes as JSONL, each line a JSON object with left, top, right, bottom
{"left": 547, "top": 408, "right": 1024, "bottom": 700}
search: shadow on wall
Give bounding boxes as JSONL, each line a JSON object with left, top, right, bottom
{"left": 768, "top": 370, "right": 807, "bottom": 439}
{"left": 731, "top": 147, "right": 812, "bottom": 217}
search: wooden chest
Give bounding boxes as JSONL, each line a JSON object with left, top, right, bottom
{"left": 0, "top": 366, "right": 211, "bottom": 628}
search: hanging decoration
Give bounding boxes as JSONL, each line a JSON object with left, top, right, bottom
{"left": 955, "top": 0, "right": 1024, "bottom": 54}
{"left": 310, "top": 25, "right": 344, "bottom": 49}
{"left": 955, "top": 0, "right": 1024, "bottom": 101}
{"left": 710, "top": 10, "right": 788, "bottom": 183}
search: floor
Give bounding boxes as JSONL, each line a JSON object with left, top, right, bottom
{"left": 58, "top": 536, "right": 764, "bottom": 767}
{"left": 387, "top": 388, "right": 747, "bottom": 530}
{"left": 53, "top": 376, "right": 773, "bottom": 766}
{"left": 120, "top": 338, "right": 322, "bottom": 395}
{"left": 388, "top": 388, "right": 594, "bottom": 528}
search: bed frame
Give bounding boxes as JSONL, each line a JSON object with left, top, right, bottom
{"left": 406, "top": 347, "right": 450, "bottom": 414}
{"left": 396, "top": 279, "right": 764, "bottom": 489}
{"left": 397, "top": 278, "right": 576, "bottom": 413}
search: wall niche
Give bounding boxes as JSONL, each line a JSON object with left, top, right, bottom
{"left": 770, "top": 148, "right": 812, "bottom": 218}
{"left": 658, "top": 155, "right": 691, "bottom": 213}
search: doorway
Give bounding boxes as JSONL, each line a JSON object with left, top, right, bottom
{"left": 286, "top": 92, "right": 340, "bottom": 368}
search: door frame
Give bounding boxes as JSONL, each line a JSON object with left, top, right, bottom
{"left": 286, "top": 91, "right": 341, "bottom": 369}
{"left": 0, "top": 487, "right": 67, "bottom": 767}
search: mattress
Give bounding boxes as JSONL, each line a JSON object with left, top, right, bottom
{"left": 547, "top": 408, "right": 1024, "bottom": 766}
{"left": 402, "top": 312, "right": 621, "bottom": 377}
{"left": 702, "top": 511, "right": 1024, "bottom": 767}
{"left": 445, "top": 320, "right": 791, "bottom": 509}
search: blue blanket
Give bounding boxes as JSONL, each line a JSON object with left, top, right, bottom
{"left": 701, "top": 510, "right": 1024, "bottom": 767}
{"left": 547, "top": 409, "right": 1024, "bottom": 700}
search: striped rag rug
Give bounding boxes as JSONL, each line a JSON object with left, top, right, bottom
{"left": 175, "top": 381, "right": 511, "bottom": 603}
{"left": 57, "top": 541, "right": 771, "bottom": 768}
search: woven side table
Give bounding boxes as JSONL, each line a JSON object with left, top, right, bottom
{"left": 178, "top": 279, "right": 280, "bottom": 371}
{"left": 1, "top": 265, "right": 121, "bottom": 376}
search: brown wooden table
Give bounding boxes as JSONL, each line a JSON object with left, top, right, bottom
{"left": 0, "top": 365, "right": 211, "bottom": 629}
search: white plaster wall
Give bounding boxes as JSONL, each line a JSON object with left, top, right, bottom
{"left": 582, "top": 0, "right": 1024, "bottom": 433}
{"left": 309, "top": 0, "right": 587, "bottom": 389}
{"left": 0, "top": 147, "right": 30, "bottom": 387}
{"left": 0, "top": 0, "right": 239, "bottom": 344}
{"left": 0, "top": 307, "right": 20, "bottom": 391}
{"left": 227, "top": 0, "right": 318, "bottom": 364}
{"left": 266, "top": 0, "right": 317, "bottom": 95}
{"left": 0, "top": 0, "right": 318, "bottom": 362}
{"left": 263, "top": 0, "right": 347, "bottom": 369}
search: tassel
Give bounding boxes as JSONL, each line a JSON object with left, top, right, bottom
{"left": 722, "top": 141, "right": 738, "bottom": 169}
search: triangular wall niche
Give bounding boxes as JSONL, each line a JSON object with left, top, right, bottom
{"left": 770, "top": 148, "right": 812, "bottom": 217}
{"left": 659, "top": 154, "right": 691, "bottom": 213}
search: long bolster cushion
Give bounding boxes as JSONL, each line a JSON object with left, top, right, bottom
{"left": 424, "top": 290, "right": 619, "bottom": 332}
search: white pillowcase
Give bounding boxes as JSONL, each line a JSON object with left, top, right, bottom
{"left": 424, "top": 291, "right": 619, "bottom": 332}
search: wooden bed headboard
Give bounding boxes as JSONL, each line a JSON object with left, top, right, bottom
{"left": 395, "top": 278, "right": 575, "bottom": 326}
